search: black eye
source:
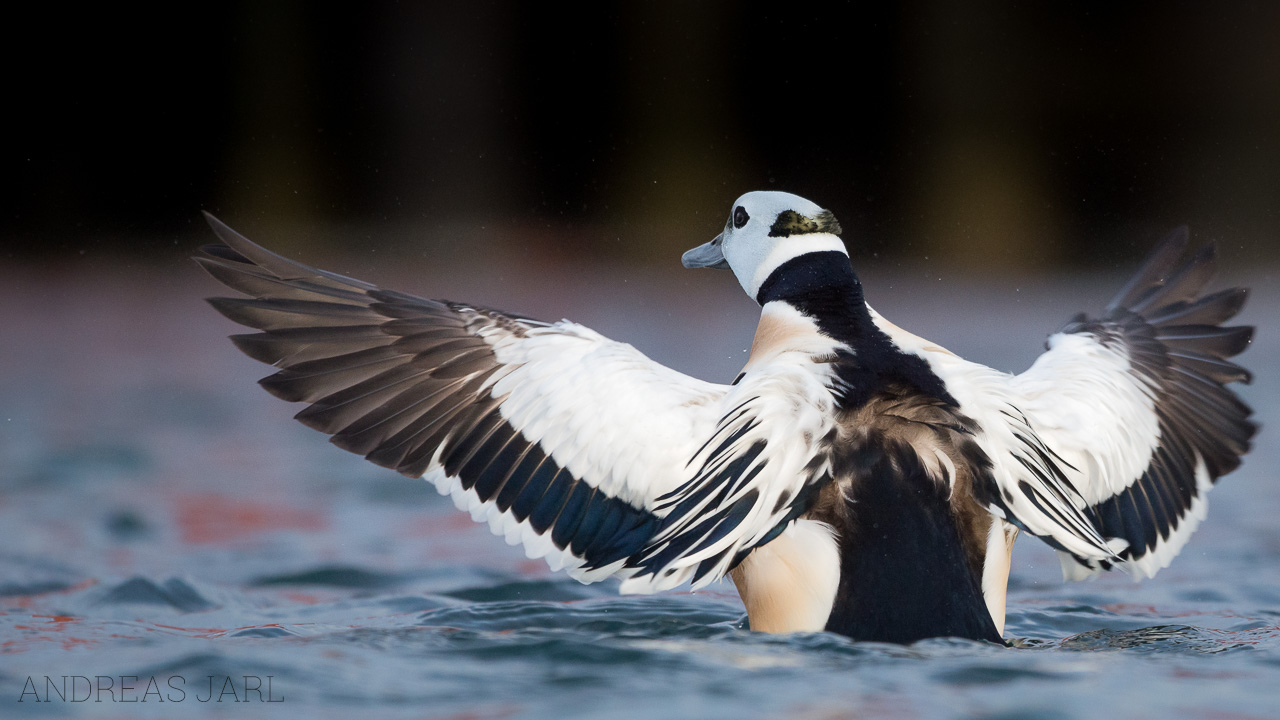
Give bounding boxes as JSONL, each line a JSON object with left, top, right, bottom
{"left": 733, "top": 206, "right": 749, "bottom": 229}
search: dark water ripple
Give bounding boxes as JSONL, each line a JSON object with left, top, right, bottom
{"left": 1059, "top": 624, "right": 1277, "bottom": 654}
{"left": 251, "top": 566, "right": 409, "bottom": 589}
{"left": 97, "top": 577, "right": 216, "bottom": 612}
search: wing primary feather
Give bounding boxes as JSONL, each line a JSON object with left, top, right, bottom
{"left": 201, "top": 212, "right": 379, "bottom": 291}
{"left": 329, "top": 375, "right": 471, "bottom": 452}
{"left": 1128, "top": 243, "right": 1217, "bottom": 315}
{"left": 195, "top": 257, "right": 372, "bottom": 305}
{"left": 1105, "top": 226, "right": 1190, "bottom": 313}
{"left": 1143, "top": 287, "right": 1248, "bottom": 326}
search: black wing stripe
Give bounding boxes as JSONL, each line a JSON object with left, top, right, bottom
{"left": 685, "top": 490, "right": 760, "bottom": 557}
{"left": 549, "top": 483, "right": 594, "bottom": 549}
{"left": 492, "top": 446, "right": 550, "bottom": 512}
{"left": 577, "top": 503, "right": 635, "bottom": 563}
{"left": 632, "top": 441, "right": 771, "bottom": 581}
{"left": 527, "top": 469, "right": 575, "bottom": 534}
{"left": 1128, "top": 468, "right": 1164, "bottom": 551}
{"left": 469, "top": 430, "right": 536, "bottom": 498}
{"left": 1087, "top": 440, "right": 1189, "bottom": 557}
{"left": 399, "top": 384, "right": 501, "bottom": 477}
{"left": 658, "top": 418, "right": 757, "bottom": 506}
{"left": 506, "top": 456, "right": 559, "bottom": 520}
{"left": 566, "top": 486, "right": 613, "bottom": 555}
{"left": 1143, "top": 453, "right": 1179, "bottom": 540}
{"left": 442, "top": 408, "right": 514, "bottom": 478}
{"left": 664, "top": 443, "right": 766, "bottom": 528}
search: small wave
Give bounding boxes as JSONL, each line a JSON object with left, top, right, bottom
{"left": 1060, "top": 624, "right": 1274, "bottom": 654}
{"left": 97, "top": 577, "right": 215, "bottom": 612}
{"left": 251, "top": 566, "right": 406, "bottom": 589}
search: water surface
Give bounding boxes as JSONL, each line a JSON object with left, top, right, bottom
{"left": 1, "top": 257, "right": 1277, "bottom": 718}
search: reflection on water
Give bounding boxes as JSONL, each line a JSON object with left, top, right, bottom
{"left": 1, "top": 260, "right": 1277, "bottom": 718}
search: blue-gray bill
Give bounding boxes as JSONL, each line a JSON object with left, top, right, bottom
{"left": 682, "top": 234, "right": 730, "bottom": 269}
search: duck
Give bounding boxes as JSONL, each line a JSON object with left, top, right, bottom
{"left": 195, "top": 191, "right": 1255, "bottom": 644}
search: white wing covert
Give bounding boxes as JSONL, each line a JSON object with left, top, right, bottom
{"left": 195, "top": 214, "right": 837, "bottom": 593}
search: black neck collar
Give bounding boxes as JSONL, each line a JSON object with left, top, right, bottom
{"left": 756, "top": 251, "right": 957, "bottom": 408}
{"left": 756, "top": 251, "right": 861, "bottom": 307}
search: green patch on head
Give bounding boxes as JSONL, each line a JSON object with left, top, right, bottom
{"left": 768, "top": 209, "right": 842, "bottom": 238}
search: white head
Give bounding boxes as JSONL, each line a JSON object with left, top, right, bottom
{"left": 682, "top": 191, "right": 847, "bottom": 301}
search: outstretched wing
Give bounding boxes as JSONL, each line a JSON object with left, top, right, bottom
{"left": 1006, "top": 229, "right": 1255, "bottom": 578}
{"left": 872, "top": 229, "right": 1254, "bottom": 581}
{"left": 195, "top": 214, "right": 835, "bottom": 592}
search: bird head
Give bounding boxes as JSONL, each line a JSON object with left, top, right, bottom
{"left": 683, "top": 191, "right": 846, "bottom": 302}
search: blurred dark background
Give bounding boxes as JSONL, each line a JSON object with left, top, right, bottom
{"left": 5, "top": 2, "right": 1279, "bottom": 267}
